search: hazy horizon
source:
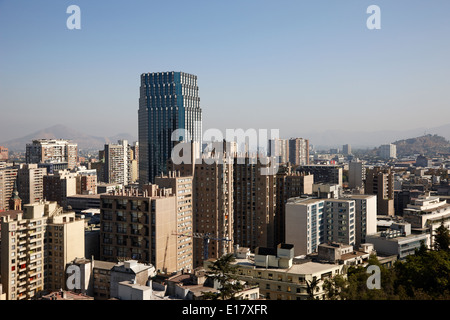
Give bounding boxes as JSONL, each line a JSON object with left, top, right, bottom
{"left": 1, "top": 1, "right": 450, "bottom": 144}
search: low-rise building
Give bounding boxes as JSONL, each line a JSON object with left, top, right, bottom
{"left": 230, "top": 244, "right": 345, "bottom": 300}
{"left": 366, "top": 222, "right": 430, "bottom": 259}
{"left": 403, "top": 194, "right": 450, "bottom": 246}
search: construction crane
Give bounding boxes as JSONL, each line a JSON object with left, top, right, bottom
{"left": 172, "top": 231, "right": 232, "bottom": 260}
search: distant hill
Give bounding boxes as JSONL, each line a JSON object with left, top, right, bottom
{"left": 393, "top": 134, "right": 450, "bottom": 156}
{"left": 366, "top": 134, "right": 450, "bottom": 157}
{"left": 0, "top": 125, "right": 137, "bottom": 152}
{"left": 286, "top": 123, "right": 450, "bottom": 150}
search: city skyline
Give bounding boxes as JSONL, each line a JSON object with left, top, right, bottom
{"left": 2, "top": 1, "right": 450, "bottom": 306}
{"left": 2, "top": 1, "right": 450, "bottom": 144}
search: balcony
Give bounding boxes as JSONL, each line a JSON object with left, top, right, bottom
{"left": 130, "top": 229, "right": 140, "bottom": 235}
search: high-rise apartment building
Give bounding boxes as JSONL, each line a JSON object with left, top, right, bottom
{"left": 43, "top": 170, "right": 77, "bottom": 208}
{"left": 343, "top": 144, "right": 351, "bottom": 155}
{"left": 169, "top": 142, "right": 234, "bottom": 268}
{"left": 233, "top": 156, "right": 277, "bottom": 250}
{"left": 268, "top": 139, "right": 289, "bottom": 164}
{"left": 16, "top": 164, "right": 47, "bottom": 205}
{"left": 288, "top": 138, "right": 309, "bottom": 166}
{"left": 275, "top": 165, "right": 314, "bottom": 245}
{"left": 380, "top": 144, "right": 397, "bottom": 159}
{"left": 26, "top": 139, "right": 78, "bottom": 169}
{"left": 365, "top": 167, "right": 394, "bottom": 216}
{"left": 74, "top": 167, "right": 97, "bottom": 195}
{"left": 348, "top": 161, "right": 365, "bottom": 190}
{"left": 155, "top": 172, "right": 194, "bottom": 272}
{"left": 342, "top": 194, "right": 377, "bottom": 247}
{"left": 0, "top": 166, "right": 18, "bottom": 211}
{"left": 138, "top": 71, "right": 202, "bottom": 184}
{"left": 285, "top": 198, "right": 356, "bottom": 256}
{"left": 104, "top": 140, "right": 131, "bottom": 186}
{"left": 100, "top": 185, "right": 180, "bottom": 273}
{"left": 0, "top": 201, "right": 84, "bottom": 300}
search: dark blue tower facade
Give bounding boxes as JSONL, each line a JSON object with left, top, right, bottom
{"left": 138, "top": 71, "right": 202, "bottom": 184}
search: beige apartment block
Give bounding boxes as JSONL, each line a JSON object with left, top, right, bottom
{"left": 0, "top": 200, "right": 84, "bottom": 300}
{"left": 169, "top": 142, "right": 234, "bottom": 268}
{"left": 17, "top": 164, "right": 47, "bottom": 204}
{"left": 100, "top": 185, "right": 179, "bottom": 274}
{"left": 26, "top": 139, "right": 78, "bottom": 169}
{"left": 155, "top": 172, "right": 194, "bottom": 272}
{"left": 0, "top": 166, "right": 18, "bottom": 211}
{"left": 365, "top": 167, "right": 394, "bottom": 216}
{"left": 233, "top": 155, "right": 277, "bottom": 250}
{"left": 0, "top": 284, "right": 6, "bottom": 300}
{"left": 275, "top": 164, "right": 314, "bottom": 245}
{"left": 289, "top": 138, "right": 310, "bottom": 166}
{"left": 43, "top": 170, "right": 77, "bottom": 208}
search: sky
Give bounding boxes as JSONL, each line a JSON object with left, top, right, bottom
{"left": 1, "top": 0, "right": 450, "bottom": 143}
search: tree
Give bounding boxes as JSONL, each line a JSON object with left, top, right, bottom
{"left": 201, "top": 253, "right": 245, "bottom": 300}
{"left": 322, "top": 275, "right": 347, "bottom": 300}
{"left": 394, "top": 249, "right": 450, "bottom": 299}
{"left": 433, "top": 221, "right": 450, "bottom": 252}
{"left": 306, "top": 277, "right": 320, "bottom": 300}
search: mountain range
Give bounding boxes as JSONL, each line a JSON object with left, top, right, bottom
{"left": 2, "top": 122, "right": 450, "bottom": 153}
{"left": 0, "top": 125, "right": 137, "bottom": 152}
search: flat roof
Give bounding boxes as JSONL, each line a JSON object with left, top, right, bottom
{"left": 234, "top": 259, "right": 340, "bottom": 275}
{"left": 94, "top": 260, "right": 116, "bottom": 270}
{"left": 67, "top": 194, "right": 102, "bottom": 199}
{"left": 343, "top": 194, "right": 376, "bottom": 199}
{"left": 287, "top": 198, "right": 322, "bottom": 205}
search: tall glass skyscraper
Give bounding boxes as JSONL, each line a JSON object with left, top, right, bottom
{"left": 138, "top": 71, "right": 202, "bottom": 184}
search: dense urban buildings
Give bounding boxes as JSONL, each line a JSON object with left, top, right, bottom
{"left": 0, "top": 200, "right": 84, "bottom": 300}
{"left": 268, "top": 138, "right": 309, "bottom": 166}
{"left": 1, "top": 67, "right": 450, "bottom": 304}
{"left": 26, "top": 139, "right": 78, "bottom": 169}
{"left": 296, "top": 164, "right": 343, "bottom": 186}
{"left": 138, "top": 71, "right": 202, "bottom": 184}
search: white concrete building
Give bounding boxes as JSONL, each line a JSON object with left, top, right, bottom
{"left": 403, "top": 194, "right": 450, "bottom": 247}
{"left": 342, "top": 194, "right": 378, "bottom": 247}
{"left": 380, "top": 144, "right": 397, "bottom": 159}
{"left": 285, "top": 198, "right": 356, "bottom": 256}
{"left": 366, "top": 222, "right": 430, "bottom": 259}
{"left": 231, "top": 245, "right": 345, "bottom": 300}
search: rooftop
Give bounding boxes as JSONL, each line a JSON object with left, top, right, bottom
{"left": 93, "top": 260, "right": 116, "bottom": 271}
{"left": 41, "top": 290, "right": 93, "bottom": 301}
{"left": 234, "top": 258, "right": 340, "bottom": 275}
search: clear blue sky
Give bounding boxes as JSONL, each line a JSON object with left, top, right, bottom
{"left": 1, "top": 0, "right": 450, "bottom": 142}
